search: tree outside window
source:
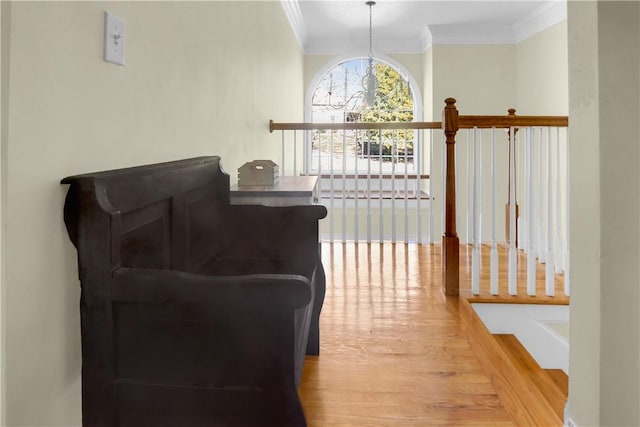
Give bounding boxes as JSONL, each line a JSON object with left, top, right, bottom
{"left": 310, "top": 59, "right": 416, "bottom": 174}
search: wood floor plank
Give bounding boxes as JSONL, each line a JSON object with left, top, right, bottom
{"left": 494, "top": 334, "right": 567, "bottom": 421}
{"left": 300, "top": 242, "right": 566, "bottom": 426}
{"left": 460, "top": 244, "right": 569, "bottom": 305}
{"left": 459, "top": 300, "right": 563, "bottom": 426}
{"left": 545, "top": 369, "right": 569, "bottom": 398}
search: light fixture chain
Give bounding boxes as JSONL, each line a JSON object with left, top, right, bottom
{"left": 369, "top": 2, "right": 373, "bottom": 58}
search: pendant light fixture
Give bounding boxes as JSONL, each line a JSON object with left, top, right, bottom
{"left": 364, "top": 1, "right": 378, "bottom": 107}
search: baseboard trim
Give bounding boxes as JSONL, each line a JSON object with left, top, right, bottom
{"left": 564, "top": 404, "right": 578, "bottom": 427}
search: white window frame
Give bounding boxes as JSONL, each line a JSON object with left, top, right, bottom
{"left": 304, "top": 53, "right": 424, "bottom": 176}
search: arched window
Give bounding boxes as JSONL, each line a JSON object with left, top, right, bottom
{"left": 306, "top": 57, "right": 420, "bottom": 175}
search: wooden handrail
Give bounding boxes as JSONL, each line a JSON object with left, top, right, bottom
{"left": 270, "top": 100, "right": 569, "bottom": 299}
{"left": 458, "top": 115, "right": 568, "bottom": 128}
{"left": 313, "top": 173, "right": 429, "bottom": 180}
{"left": 269, "top": 120, "right": 442, "bottom": 132}
{"left": 269, "top": 116, "right": 568, "bottom": 133}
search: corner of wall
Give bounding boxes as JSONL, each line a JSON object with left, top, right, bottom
{"left": 0, "top": 1, "right": 10, "bottom": 424}
{"left": 422, "top": 46, "right": 433, "bottom": 121}
{"left": 567, "top": 1, "right": 601, "bottom": 425}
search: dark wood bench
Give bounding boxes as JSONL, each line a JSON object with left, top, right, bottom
{"left": 61, "top": 156, "right": 327, "bottom": 427}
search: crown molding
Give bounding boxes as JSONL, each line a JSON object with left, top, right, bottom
{"left": 285, "top": 0, "right": 567, "bottom": 54}
{"left": 304, "top": 36, "right": 425, "bottom": 55}
{"left": 428, "top": 24, "right": 516, "bottom": 45}
{"left": 427, "top": 1, "right": 566, "bottom": 47}
{"left": 419, "top": 27, "right": 433, "bottom": 51}
{"left": 280, "top": 0, "right": 307, "bottom": 50}
{"left": 513, "top": 0, "right": 567, "bottom": 43}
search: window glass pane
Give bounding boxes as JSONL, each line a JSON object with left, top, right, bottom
{"left": 310, "top": 59, "right": 415, "bottom": 174}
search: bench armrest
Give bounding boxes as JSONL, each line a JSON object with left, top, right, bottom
{"left": 112, "top": 267, "right": 312, "bottom": 309}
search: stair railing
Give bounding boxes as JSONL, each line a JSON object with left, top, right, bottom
{"left": 270, "top": 98, "right": 569, "bottom": 298}
{"left": 442, "top": 98, "right": 569, "bottom": 297}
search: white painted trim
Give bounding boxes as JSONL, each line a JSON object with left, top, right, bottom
{"left": 304, "top": 37, "right": 425, "bottom": 55}
{"left": 564, "top": 404, "right": 578, "bottom": 427}
{"left": 280, "top": 0, "right": 307, "bottom": 51}
{"left": 304, "top": 53, "right": 424, "bottom": 178}
{"left": 419, "top": 27, "right": 432, "bottom": 52}
{"left": 472, "top": 303, "right": 569, "bottom": 373}
{"left": 427, "top": 0, "right": 567, "bottom": 47}
{"left": 0, "top": 2, "right": 9, "bottom": 424}
{"left": 428, "top": 24, "right": 516, "bottom": 45}
{"left": 513, "top": 0, "right": 567, "bottom": 43}
{"left": 286, "top": 0, "right": 567, "bottom": 53}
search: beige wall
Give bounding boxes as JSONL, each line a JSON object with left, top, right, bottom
{"left": 0, "top": 2, "right": 8, "bottom": 425}
{"left": 515, "top": 20, "right": 569, "bottom": 267}
{"left": 422, "top": 46, "right": 433, "bottom": 121}
{"left": 567, "top": 3, "right": 601, "bottom": 422}
{"left": 430, "top": 44, "right": 516, "bottom": 243}
{"left": 568, "top": 1, "right": 640, "bottom": 425}
{"left": 430, "top": 44, "right": 516, "bottom": 116}
{"left": 3, "top": 1, "right": 302, "bottom": 425}
{"left": 516, "top": 21, "right": 569, "bottom": 116}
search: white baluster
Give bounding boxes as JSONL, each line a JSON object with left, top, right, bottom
{"left": 391, "top": 130, "right": 397, "bottom": 243}
{"left": 330, "top": 128, "right": 335, "bottom": 243}
{"left": 516, "top": 128, "right": 529, "bottom": 252}
{"left": 427, "top": 130, "right": 433, "bottom": 243}
{"left": 354, "top": 129, "right": 359, "bottom": 242}
{"left": 418, "top": 130, "right": 425, "bottom": 244}
{"left": 281, "top": 131, "right": 286, "bottom": 175}
{"left": 490, "top": 127, "right": 499, "bottom": 295}
{"left": 555, "top": 127, "right": 563, "bottom": 273}
{"left": 466, "top": 131, "right": 472, "bottom": 244}
{"left": 545, "top": 127, "right": 555, "bottom": 296}
{"left": 478, "top": 129, "right": 483, "bottom": 247}
{"left": 522, "top": 128, "right": 529, "bottom": 253}
{"left": 527, "top": 128, "right": 537, "bottom": 295}
{"left": 508, "top": 127, "right": 517, "bottom": 295}
{"left": 471, "top": 127, "right": 480, "bottom": 295}
{"left": 293, "top": 131, "right": 298, "bottom": 176}
{"left": 342, "top": 130, "right": 347, "bottom": 243}
{"left": 564, "top": 129, "right": 570, "bottom": 296}
{"left": 537, "top": 127, "right": 545, "bottom": 262}
{"left": 302, "top": 130, "right": 313, "bottom": 175}
{"left": 379, "top": 132, "right": 384, "bottom": 243}
{"left": 442, "top": 134, "right": 446, "bottom": 241}
{"left": 367, "top": 130, "right": 372, "bottom": 243}
{"left": 404, "top": 131, "right": 409, "bottom": 243}
{"left": 316, "top": 138, "right": 323, "bottom": 206}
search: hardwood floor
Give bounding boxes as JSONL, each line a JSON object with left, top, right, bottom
{"left": 299, "top": 242, "right": 566, "bottom": 426}
{"left": 460, "top": 244, "right": 569, "bottom": 305}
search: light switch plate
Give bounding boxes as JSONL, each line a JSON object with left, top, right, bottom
{"left": 104, "top": 12, "right": 125, "bottom": 66}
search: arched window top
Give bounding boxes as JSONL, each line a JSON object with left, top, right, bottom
{"left": 306, "top": 55, "right": 421, "bottom": 123}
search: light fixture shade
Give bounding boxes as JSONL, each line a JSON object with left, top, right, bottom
{"left": 365, "top": 63, "right": 377, "bottom": 106}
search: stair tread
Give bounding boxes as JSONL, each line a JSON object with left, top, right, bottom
{"left": 545, "top": 369, "right": 569, "bottom": 397}
{"left": 494, "top": 334, "right": 567, "bottom": 420}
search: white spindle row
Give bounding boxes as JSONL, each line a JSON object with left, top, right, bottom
{"left": 278, "top": 127, "right": 435, "bottom": 244}
{"left": 463, "top": 126, "right": 569, "bottom": 297}
{"left": 276, "top": 122, "right": 569, "bottom": 298}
